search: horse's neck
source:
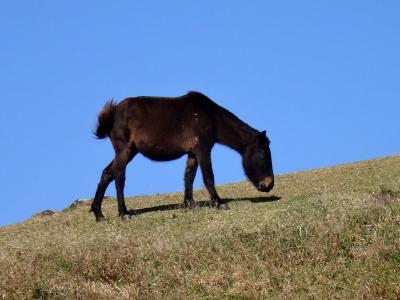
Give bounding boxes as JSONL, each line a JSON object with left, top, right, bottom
{"left": 215, "top": 110, "right": 258, "bottom": 154}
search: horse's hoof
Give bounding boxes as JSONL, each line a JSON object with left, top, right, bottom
{"left": 183, "top": 200, "right": 196, "bottom": 209}
{"left": 217, "top": 203, "right": 230, "bottom": 210}
{"left": 120, "top": 214, "right": 132, "bottom": 221}
{"left": 96, "top": 216, "right": 106, "bottom": 223}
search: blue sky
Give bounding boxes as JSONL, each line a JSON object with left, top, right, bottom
{"left": 0, "top": 1, "right": 399, "bottom": 226}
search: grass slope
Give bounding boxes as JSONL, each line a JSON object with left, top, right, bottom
{"left": 1, "top": 155, "right": 400, "bottom": 299}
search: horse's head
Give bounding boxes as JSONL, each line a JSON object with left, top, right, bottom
{"left": 243, "top": 131, "right": 274, "bottom": 192}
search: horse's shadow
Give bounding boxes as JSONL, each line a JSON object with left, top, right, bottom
{"left": 127, "top": 195, "right": 282, "bottom": 216}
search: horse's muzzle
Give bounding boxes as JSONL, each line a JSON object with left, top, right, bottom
{"left": 257, "top": 176, "right": 274, "bottom": 192}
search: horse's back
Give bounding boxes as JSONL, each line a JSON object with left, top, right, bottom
{"left": 120, "top": 91, "right": 215, "bottom": 114}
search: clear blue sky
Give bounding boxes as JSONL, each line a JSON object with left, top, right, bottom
{"left": 1, "top": 1, "right": 399, "bottom": 226}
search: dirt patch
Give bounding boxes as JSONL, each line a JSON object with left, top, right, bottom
{"left": 370, "top": 186, "right": 400, "bottom": 205}
{"left": 68, "top": 198, "right": 92, "bottom": 209}
{"left": 68, "top": 196, "right": 112, "bottom": 209}
{"left": 34, "top": 210, "right": 55, "bottom": 217}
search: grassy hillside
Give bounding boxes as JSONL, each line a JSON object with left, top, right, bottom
{"left": 1, "top": 155, "right": 400, "bottom": 299}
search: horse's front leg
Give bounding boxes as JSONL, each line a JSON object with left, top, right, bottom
{"left": 183, "top": 153, "right": 198, "bottom": 208}
{"left": 195, "top": 149, "right": 229, "bottom": 210}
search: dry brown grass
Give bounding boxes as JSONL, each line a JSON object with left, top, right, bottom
{"left": 1, "top": 155, "right": 400, "bottom": 299}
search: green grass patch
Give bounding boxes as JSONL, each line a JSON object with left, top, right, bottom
{"left": 1, "top": 155, "right": 400, "bottom": 299}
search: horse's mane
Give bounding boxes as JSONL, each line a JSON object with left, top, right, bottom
{"left": 214, "top": 102, "right": 259, "bottom": 137}
{"left": 188, "top": 91, "right": 258, "bottom": 137}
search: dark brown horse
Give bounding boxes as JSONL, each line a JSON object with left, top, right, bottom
{"left": 90, "top": 91, "right": 274, "bottom": 221}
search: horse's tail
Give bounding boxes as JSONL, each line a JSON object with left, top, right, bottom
{"left": 94, "top": 100, "right": 117, "bottom": 139}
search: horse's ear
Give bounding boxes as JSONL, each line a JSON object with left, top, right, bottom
{"left": 255, "top": 130, "right": 267, "bottom": 144}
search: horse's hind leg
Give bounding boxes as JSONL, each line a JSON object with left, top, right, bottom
{"left": 114, "top": 148, "right": 137, "bottom": 220}
{"left": 183, "top": 153, "right": 198, "bottom": 208}
{"left": 91, "top": 161, "right": 115, "bottom": 221}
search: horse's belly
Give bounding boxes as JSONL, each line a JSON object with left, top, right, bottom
{"left": 142, "top": 151, "right": 185, "bottom": 161}
{"left": 138, "top": 144, "right": 186, "bottom": 161}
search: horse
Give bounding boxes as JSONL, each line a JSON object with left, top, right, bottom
{"left": 90, "top": 91, "right": 274, "bottom": 221}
